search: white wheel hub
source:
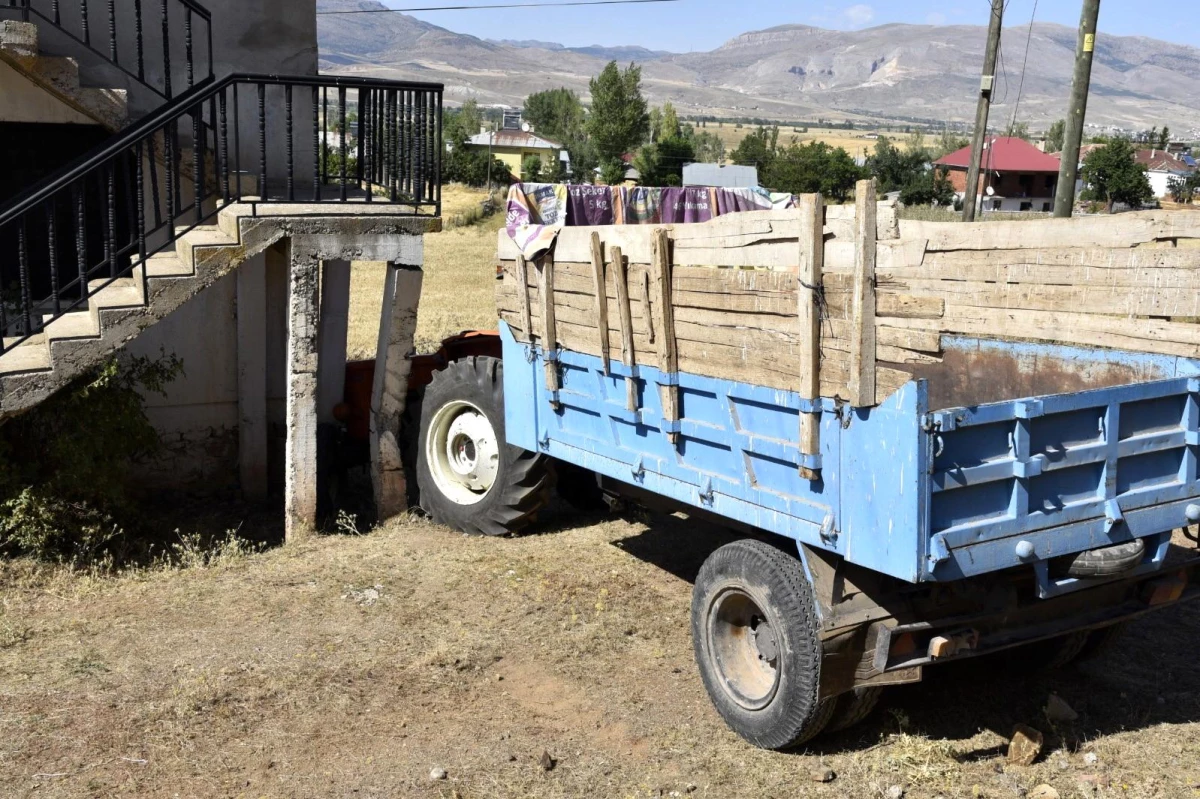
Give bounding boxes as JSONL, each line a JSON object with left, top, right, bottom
{"left": 426, "top": 400, "right": 500, "bottom": 505}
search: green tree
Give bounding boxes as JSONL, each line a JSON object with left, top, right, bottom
{"left": 599, "top": 159, "right": 628, "bottom": 186}
{"left": 522, "top": 155, "right": 543, "bottom": 182}
{"left": 586, "top": 61, "right": 649, "bottom": 162}
{"left": 1080, "top": 137, "right": 1154, "bottom": 213}
{"left": 660, "top": 102, "right": 680, "bottom": 141}
{"left": 899, "top": 169, "right": 955, "bottom": 207}
{"left": 729, "top": 126, "right": 779, "bottom": 170}
{"left": 1007, "top": 121, "right": 1031, "bottom": 141}
{"left": 764, "top": 141, "right": 863, "bottom": 201}
{"left": 932, "top": 126, "right": 969, "bottom": 160}
{"left": 523, "top": 88, "right": 585, "bottom": 143}
{"left": 692, "top": 130, "right": 725, "bottom": 163}
{"left": 1045, "top": 119, "right": 1066, "bottom": 153}
{"left": 1158, "top": 126, "right": 1171, "bottom": 149}
{"left": 866, "top": 136, "right": 929, "bottom": 194}
{"left": 1168, "top": 172, "right": 1200, "bottom": 204}
{"left": 634, "top": 134, "right": 695, "bottom": 185}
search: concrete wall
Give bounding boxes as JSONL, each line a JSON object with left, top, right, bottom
{"left": 124, "top": 250, "right": 289, "bottom": 493}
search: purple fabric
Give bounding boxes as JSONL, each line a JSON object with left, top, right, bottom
{"left": 715, "top": 187, "right": 774, "bottom": 215}
{"left": 659, "top": 187, "right": 717, "bottom": 224}
{"left": 566, "top": 184, "right": 615, "bottom": 226}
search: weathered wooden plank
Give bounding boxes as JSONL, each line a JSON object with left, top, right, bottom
{"left": 651, "top": 229, "right": 680, "bottom": 444}
{"left": 881, "top": 304, "right": 1200, "bottom": 359}
{"left": 880, "top": 276, "right": 1200, "bottom": 318}
{"left": 589, "top": 233, "right": 610, "bottom": 372}
{"left": 900, "top": 211, "right": 1200, "bottom": 252}
{"left": 797, "top": 194, "right": 823, "bottom": 480}
{"left": 515, "top": 255, "right": 532, "bottom": 343}
{"left": 537, "top": 254, "right": 560, "bottom": 408}
{"left": 876, "top": 293, "right": 946, "bottom": 319}
{"left": 849, "top": 180, "right": 878, "bottom": 407}
{"left": 611, "top": 246, "right": 638, "bottom": 412}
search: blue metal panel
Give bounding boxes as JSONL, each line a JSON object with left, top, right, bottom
{"left": 926, "top": 372, "right": 1200, "bottom": 580}
{"left": 500, "top": 323, "right": 928, "bottom": 581}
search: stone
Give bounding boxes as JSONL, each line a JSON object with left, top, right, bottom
{"left": 539, "top": 750, "right": 556, "bottom": 771}
{"left": 1082, "top": 752, "right": 1098, "bottom": 765}
{"left": 1078, "top": 774, "right": 1110, "bottom": 789}
{"left": 810, "top": 767, "right": 836, "bottom": 783}
{"left": 1044, "top": 694, "right": 1079, "bottom": 723}
{"left": 1007, "top": 725, "right": 1044, "bottom": 766}
{"left": 1027, "top": 786, "right": 1059, "bottom": 799}
{"left": 886, "top": 786, "right": 905, "bottom": 799}
{"left": 429, "top": 767, "right": 447, "bottom": 781}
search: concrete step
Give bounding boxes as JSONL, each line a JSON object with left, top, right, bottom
{"left": 42, "top": 310, "right": 100, "bottom": 340}
{"left": 0, "top": 336, "right": 51, "bottom": 376}
{"left": 86, "top": 278, "right": 145, "bottom": 310}
{"left": 145, "top": 252, "right": 192, "bottom": 278}
{"left": 177, "top": 226, "right": 240, "bottom": 272}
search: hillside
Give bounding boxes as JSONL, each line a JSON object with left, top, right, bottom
{"left": 317, "top": 0, "right": 1200, "bottom": 130}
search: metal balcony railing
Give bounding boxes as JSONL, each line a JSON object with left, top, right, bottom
{"left": 3, "top": 0, "right": 214, "bottom": 99}
{"left": 0, "top": 73, "right": 443, "bottom": 354}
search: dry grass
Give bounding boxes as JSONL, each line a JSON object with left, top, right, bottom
{"left": 702, "top": 122, "right": 900, "bottom": 158}
{"left": 3, "top": 511, "right": 1199, "bottom": 798}
{"left": 347, "top": 185, "right": 502, "bottom": 359}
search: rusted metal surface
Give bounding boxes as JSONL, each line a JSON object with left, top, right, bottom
{"left": 902, "top": 335, "right": 1191, "bottom": 410}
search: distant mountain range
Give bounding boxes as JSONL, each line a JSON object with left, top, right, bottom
{"left": 317, "top": 0, "right": 1200, "bottom": 131}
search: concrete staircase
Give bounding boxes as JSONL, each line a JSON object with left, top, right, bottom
{"left": 0, "top": 19, "right": 129, "bottom": 130}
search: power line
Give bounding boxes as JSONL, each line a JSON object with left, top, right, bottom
{"left": 317, "top": 0, "right": 681, "bottom": 14}
{"left": 1007, "top": 0, "right": 1039, "bottom": 135}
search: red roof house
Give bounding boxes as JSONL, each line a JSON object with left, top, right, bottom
{"left": 935, "top": 136, "right": 1062, "bottom": 213}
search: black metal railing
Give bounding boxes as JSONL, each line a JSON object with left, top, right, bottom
{"left": 0, "top": 73, "right": 443, "bottom": 354}
{"left": 3, "top": 0, "right": 214, "bottom": 100}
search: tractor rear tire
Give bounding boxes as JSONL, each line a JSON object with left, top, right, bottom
{"left": 416, "top": 356, "right": 552, "bottom": 536}
{"left": 691, "top": 539, "right": 836, "bottom": 750}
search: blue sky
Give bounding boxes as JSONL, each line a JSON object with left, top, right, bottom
{"left": 391, "top": 0, "right": 1199, "bottom": 51}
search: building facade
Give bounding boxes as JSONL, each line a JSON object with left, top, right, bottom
{"left": 935, "top": 136, "right": 1061, "bottom": 213}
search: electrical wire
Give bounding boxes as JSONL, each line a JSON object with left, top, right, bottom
{"left": 317, "top": 0, "right": 681, "bottom": 13}
{"left": 1007, "top": 0, "right": 1039, "bottom": 135}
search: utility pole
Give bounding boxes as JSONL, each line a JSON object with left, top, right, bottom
{"left": 963, "top": 0, "right": 1004, "bottom": 222}
{"left": 1053, "top": 0, "right": 1101, "bottom": 217}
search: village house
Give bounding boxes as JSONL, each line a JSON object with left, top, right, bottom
{"left": 934, "top": 135, "right": 1061, "bottom": 213}
{"left": 1135, "top": 148, "right": 1196, "bottom": 198}
{"left": 465, "top": 112, "right": 568, "bottom": 180}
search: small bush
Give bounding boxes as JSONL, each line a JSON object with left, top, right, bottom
{"left": 0, "top": 353, "right": 183, "bottom": 564}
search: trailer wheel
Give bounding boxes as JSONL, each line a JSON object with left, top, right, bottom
{"left": 827, "top": 687, "right": 884, "bottom": 733}
{"left": 416, "top": 356, "right": 552, "bottom": 536}
{"left": 691, "top": 539, "right": 835, "bottom": 750}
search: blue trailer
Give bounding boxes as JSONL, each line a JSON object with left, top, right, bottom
{"left": 412, "top": 194, "right": 1200, "bottom": 749}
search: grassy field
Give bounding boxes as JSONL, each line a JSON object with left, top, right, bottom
{"left": 4, "top": 186, "right": 1200, "bottom": 798}
{"left": 700, "top": 122, "right": 904, "bottom": 159}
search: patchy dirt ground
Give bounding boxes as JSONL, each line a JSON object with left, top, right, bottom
{"left": 3, "top": 502, "right": 1200, "bottom": 798}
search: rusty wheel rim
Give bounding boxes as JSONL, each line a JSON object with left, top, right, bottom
{"left": 706, "top": 586, "right": 781, "bottom": 711}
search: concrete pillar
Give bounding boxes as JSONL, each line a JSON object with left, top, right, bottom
{"left": 285, "top": 241, "right": 320, "bottom": 541}
{"left": 370, "top": 262, "right": 424, "bottom": 521}
{"left": 236, "top": 252, "right": 269, "bottom": 501}
{"left": 316, "top": 260, "right": 352, "bottom": 424}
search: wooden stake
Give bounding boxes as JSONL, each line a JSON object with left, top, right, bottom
{"left": 515, "top": 254, "right": 532, "bottom": 341}
{"left": 850, "top": 179, "right": 878, "bottom": 407}
{"left": 589, "top": 232, "right": 610, "bottom": 372}
{"left": 797, "top": 193, "right": 824, "bottom": 480}
{"left": 611, "top": 245, "right": 637, "bottom": 412}
{"left": 651, "top": 228, "right": 679, "bottom": 444}
{"left": 537, "top": 253, "right": 560, "bottom": 409}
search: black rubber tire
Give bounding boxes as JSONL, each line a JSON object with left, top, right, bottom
{"left": 1077, "top": 622, "right": 1129, "bottom": 661}
{"left": 416, "top": 356, "right": 553, "bottom": 536}
{"left": 827, "top": 686, "right": 884, "bottom": 733}
{"left": 691, "top": 539, "right": 836, "bottom": 750}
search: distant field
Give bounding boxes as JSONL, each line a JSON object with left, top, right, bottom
{"left": 696, "top": 121, "right": 910, "bottom": 159}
